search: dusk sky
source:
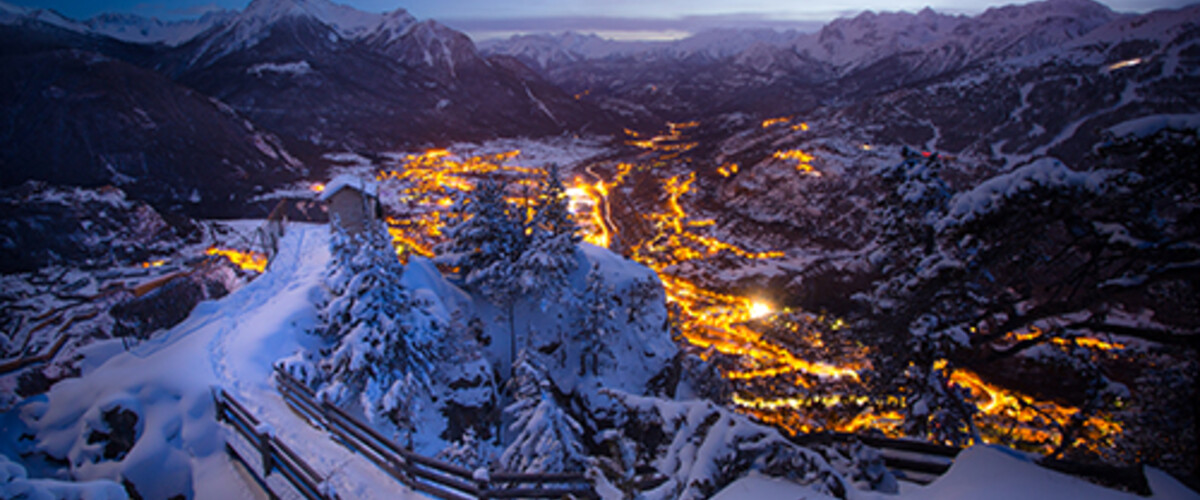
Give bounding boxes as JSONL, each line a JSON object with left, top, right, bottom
{"left": 8, "top": 0, "right": 1197, "bottom": 40}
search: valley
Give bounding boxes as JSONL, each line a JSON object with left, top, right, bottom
{"left": 1, "top": 0, "right": 1198, "bottom": 497}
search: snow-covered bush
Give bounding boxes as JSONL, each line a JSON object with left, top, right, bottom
{"left": 436, "top": 427, "right": 488, "bottom": 470}
{"left": 1, "top": 451, "right": 128, "bottom": 500}
{"left": 814, "top": 441, "right": 897, "bottom": 493}
{"left": 614, "top": 393, "right": 850, "bottom": 500}
{"left": 500, "top": 353, "right": 587, "bottom": 474}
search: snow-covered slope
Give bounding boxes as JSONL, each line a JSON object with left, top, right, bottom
{"left": 2, "top": 225, "right": 421, "bottom": 499}
{"left": 715, "top": 445, "right": 1200, "bottom": 500}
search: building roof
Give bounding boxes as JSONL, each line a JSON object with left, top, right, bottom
{"left": 318, "top": 174, "right": 378, "bottom": 202}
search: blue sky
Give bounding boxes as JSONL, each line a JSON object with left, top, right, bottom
{"left": 9, "top": 0, "right": 1196, "bottom": 40}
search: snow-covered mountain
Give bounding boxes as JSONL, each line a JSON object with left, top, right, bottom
{"left": 0, "top": 1, "right": 233, "bottom": 46}
{"left": 478, "top": 28, "right": 799, "bottom": 70}
{"left": 152, "top": 0, "right": 616, "bottom": 151}
{"left": 480, "top": 0, "right": 1187, "bottom": 136}
{"left": 82, "top": 11, "right": 236, "bottom": 46}
{"left": 0, "top": 0, "right": 616, "bottom": 211}
{"left": 484, "top": 0, "right": 1121, "bottom": 74}
{"left": 0, "top": 1, "right": 81, "bottom": 32}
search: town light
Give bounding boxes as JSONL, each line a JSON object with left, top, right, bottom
{"left": 749, "top": 301, "right": 772, "bottom": 319}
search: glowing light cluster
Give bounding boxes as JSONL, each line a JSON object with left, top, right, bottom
{"left": 206, "top": 247, "right": 268, "bottom": 273}
{"left": 761, "top": 116, "right": 790, "bottom": 128}
{"left": 950, "top": 368, "right": 1122, "bottom": 452}
{"left": 374, "top": 148, "right": 545, "bottom": 260}
{"left": 773, "top": 149, "right": 821, "bottom": 176}
{"left": 373, "top": 122, "right": 1122, "bottom": 457}
{"left": 1107, "top": 57, "right": 1143, "bottom": 71}
{"left": 595, "top": 154, "right": 858, "bottom": 387}
{"left": 567, "top": 178, "right": 612, "bottom": 248}
{"left": 624, "top": 122, "right": 699, "bottom": 155}
{"left": 1010, "top": 326, "right": 1126, "bottom": 351}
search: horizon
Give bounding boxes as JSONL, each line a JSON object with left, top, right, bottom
{"left": 5, "top": 0, "right": 1197, "bottom": 40}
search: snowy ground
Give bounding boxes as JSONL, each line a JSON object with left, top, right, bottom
{"left": 3, "top": 224, "right": 420, "bottom": 499}
{"left": 714, "top": 445, "right": 1200, "bottom": 500}
{"left": 1, "top": 218, "right": 274, "bottom": 410}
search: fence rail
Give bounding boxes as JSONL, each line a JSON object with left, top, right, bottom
{"left": 213, "top": 388, "right": 338, "bottom": 500}
{"left": 274, "top": 367, "right": 659, "bottom": 499}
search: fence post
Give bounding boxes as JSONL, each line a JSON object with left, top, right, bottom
{"left": 212, "top": 390, "right": 225, "bottom": 423}
{"left": 259, "top": 428, "right": 275, "bottom": 477}
{"left": 476, "top": 467, "right": 490, "bottom": 500}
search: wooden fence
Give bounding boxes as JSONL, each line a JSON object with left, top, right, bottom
{"left": 273, "top": 367, "right": 640, "bottom": 499}
{"left": 213, "top": 388, "right": 338, "bottom": 500}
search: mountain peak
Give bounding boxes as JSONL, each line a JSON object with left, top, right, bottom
{"left": 238, "top": 0, "right": 389, "bottom": 38}
{"left": 0, "top": 1, "right": 84, "bottom": 32}
{"left": 979, "top": 0, "right": 1115, "bottom": 23}
{"left": 364, "top": 8, "right": 418, "bottom": 43}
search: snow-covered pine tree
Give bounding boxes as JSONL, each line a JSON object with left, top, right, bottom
{"left": 514, "top": 165, "right": 581, "bottom": 310}
{"left": 317, "top": 221, "right": 442, "bottom": 430}
{"left": 324, "top": 218, "right": 360, "bottom": 301}
{"left": 435, "top": 180, "right": 527, "bottom": 302}
{"left": 500, "top": 351, "right": 587, "bottom": 473}
{"left": 575, "top": 264, "right": 615, "bottom": 376}
{"left": 531, "top": 164, "right": 579, "bottom": 243}
{"left": 612, "top": 393, "right": 850, "bottom": 500}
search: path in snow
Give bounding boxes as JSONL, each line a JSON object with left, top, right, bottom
{"left": 206, "top": 223, "right": 419, "bottom": 499}
{"left": 23, "top": 223, "right": 419, "bottom": 499}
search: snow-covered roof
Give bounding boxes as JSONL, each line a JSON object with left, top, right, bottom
{"left": 318, "top": 174, "right": 377, "bottom": 201}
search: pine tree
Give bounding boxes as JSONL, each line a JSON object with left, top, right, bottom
{"left": 324, "top": 220, "right": 360, "bottom": 298}
{"left": 317, "top": 221, "right": 442, "bottom": 430}
{"left": 500, "top": 351, "right": 587, "bottom": 473}
{"left": 512, "top": 165, "right": 582, "bottom": 311}
{"left": 436, "top": 180, "right": 530, "bottom": 369}
{"left": 435, "top": 180, "right": 527, "bottom": 300}
{"left": 532, "top": 164, "right": 580, "bottom": 243}
{"left": 575, "top": 264, "right": 615, "bottom": 376}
